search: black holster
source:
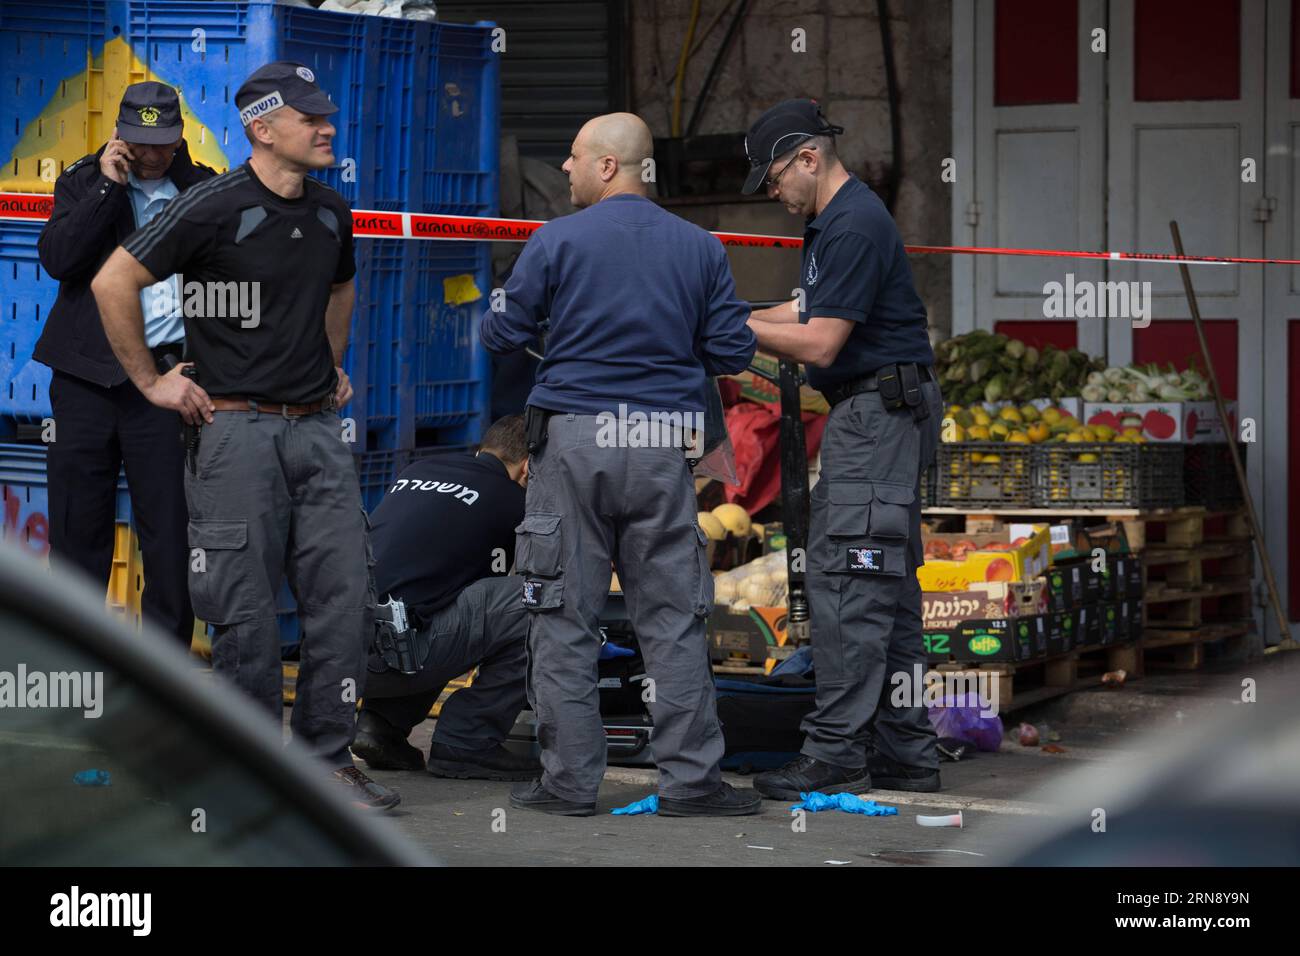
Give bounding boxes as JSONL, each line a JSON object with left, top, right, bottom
{"left": 371, "top": 596, "right": 428, "bottom": 675}
{"left": 180, "top": 363, "right": 202, "bottom": 473}
{"left": 524, "top": 405, "right": 551, "bottom": 454}
{"left": 877, "top": 362, "right": 929, "bottom": 423}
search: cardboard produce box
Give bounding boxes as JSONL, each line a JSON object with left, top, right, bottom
{"left": 921, "top": 580, "right": 1047, "bottom": 630}
{"left": 707, "top": 604, "right": 791, "bottom": 665}
{"left": 923, "top": 614, "right": 1043, "bottom": 663}
{"left": 729, "top": 353, "right": 831, "bottom": 414}
{"left": 1046, "top": 607, "right": 1079, "bottom": 655}
{"left": 1082, "top": 400, "right": 1237, "bottom": 443}
{"left": 918, "top": 525, "right": 1052, "bottom": 592}
{"left": 1121, "top": 597, "right": 1144, "bottom": 642}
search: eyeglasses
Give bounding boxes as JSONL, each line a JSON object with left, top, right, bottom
{"left": 765, "top": 145, "right": 816, "bottom": 190}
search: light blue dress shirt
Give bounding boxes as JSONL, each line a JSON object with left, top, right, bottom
{"left": 126, "top": 170, "right": 184, "bottom": 347}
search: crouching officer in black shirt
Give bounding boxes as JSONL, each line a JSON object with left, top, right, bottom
{"left": 92, "top": 62, "right": 398, "bottom": 811}
{"left": 351, "top": 416, "right": 541, "bottom": 781}
{"left": 742, "top": 100, "right": 944, "bottom": 800}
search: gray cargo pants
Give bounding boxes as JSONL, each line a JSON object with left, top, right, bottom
{"left": 517, "top": 413, "right": 722, "bottom": 803}
{"left": 802, "top": 380, "right": 943, "bottom": 770}
{"left": 184, "top": 407, "right": 372, "bottom": 769}
{"left": 361, "top": 574, "right": 529, "bottom": 748}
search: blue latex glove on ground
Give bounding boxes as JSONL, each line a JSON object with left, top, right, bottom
{"left": 791, "top": 791, "right": 898, "bottom": 815}
{"left": 611, "top": 795, "right": 659, "bottom": 815}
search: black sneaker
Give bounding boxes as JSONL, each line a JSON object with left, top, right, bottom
{"left": 508, "top": 780, "right": 596, "bottom": 817}
{"left": 753, "top": 755, "right": 871, "bottom": 801}
{"left": 427, "top": 741, "right": 541, "bottom": 781}
{"left": 658, "top": 782, "right": 762, "bottom": 817}
{"left": 350, "top": 710, "right": 424, "bottom": 771}
{"left": 867, "top": 754, "right": 941, "bottom": 792}
{"left": 332, "top": 765, "right": 401, "bottom": 811}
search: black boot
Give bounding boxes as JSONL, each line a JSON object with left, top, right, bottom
{"left": 350, "top": 710, "right": 424, "bottom": 772}
{"left": 868, "top": 754, "right": 941, "bottom": 792}
{"left": 427, "top": 741, "right": 541, "bottom": 781}
{"left": 658, "top": 782, "right": 762, "bottom": 817}
{"left": 753, "top": 755, "right": 871, "bottom": 801}
{"left": 331, "top": 766, "right": 401, "bottom": 811}
{"left": 508, "top": 780, "right": 596, "bottom": 816}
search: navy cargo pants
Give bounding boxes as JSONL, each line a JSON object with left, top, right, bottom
{"left": 802, "top": 380, "right": 943, "bottom": 770}
{"left": 184, "top": 407, "right": 372, "bottom": 769}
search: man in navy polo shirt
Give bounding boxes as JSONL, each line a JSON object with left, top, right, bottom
{"left": 742, "top": 100, "right": 945, "bottom": 800}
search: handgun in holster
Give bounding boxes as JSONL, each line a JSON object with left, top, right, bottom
{"left": 181, "top": 364, "right": 203, "bottom": 473}
{"left": 372, "top": 595, "right": 427, "bottom": 675}
{"left": 877, "top": 362, "right": 929, "bottom": 423}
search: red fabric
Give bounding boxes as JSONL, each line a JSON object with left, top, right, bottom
{"left": 1135, "top": 0, "right": 1239, "bottom": 101}
{"left": 995, "top": 0, "right": 1078, "bottom": 106}
{"left": 1132, "top": 319, "right": 1238, "bottom": 399}
{"left": 994, "top": 320, "right": 1078, "bottom": 351}
{"left": 723, "top": 402, "right": 827, "bottom": 513}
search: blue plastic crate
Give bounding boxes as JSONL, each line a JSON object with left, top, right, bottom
{"left": 422, "top": 22, "right": 499, "bottom": 215}
{"left": 356, "top": 446, "right": 410, "bottom": 514}
{"left": 409, "top": 240, "right": 491, "bottom": 445}
{"left": 0, "top": 222, "right": 52, "bottom": 431}
{"left": 0, "top": 442, "right": 131, "bottom": 559}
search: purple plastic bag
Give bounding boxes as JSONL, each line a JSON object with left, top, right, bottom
{"left": 926, "top": 693, "right": 1003, "bottom": 752}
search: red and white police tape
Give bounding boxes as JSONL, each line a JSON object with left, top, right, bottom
{"left": 0, "top": 190, "right": 1288, "bottom": 265}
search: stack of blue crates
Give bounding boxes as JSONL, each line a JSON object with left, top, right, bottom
{"left": 0, "top": 0, "right": 501, "bottom": 651}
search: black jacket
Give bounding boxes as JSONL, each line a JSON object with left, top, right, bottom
{"left": 34, "top": 139, "right": 217, "bottom": 387}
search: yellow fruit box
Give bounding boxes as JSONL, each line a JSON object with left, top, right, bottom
{"left": 916, "top": 525, "right": 1052, "bottom": 592}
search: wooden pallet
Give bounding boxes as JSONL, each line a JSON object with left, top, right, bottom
{"left": 1142, "top": 578, "right": 1253, "bottom": 627}
{"left": 933, "top": 641, "right": 1140, "bottom": 713}
{"left": 1143, "top": 622, "right": 1253, "bottom": 670}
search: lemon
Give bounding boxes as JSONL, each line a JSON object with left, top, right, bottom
{"left": 1008, "top": 431, "right": 1031, "bottom": 444}
{"left": 972, "top": 408, "right": 993, "bottom": 427}
{"left": 998, "top": 406, "right": 1023, "bottom": 424}
{"left": 1041, "top": 407, "right": 1062, "bottom": 425}
{"left": 1065, "top": 432, "right": 1085, "bottom": 443}
{"left": 1092, "top": 424, "right": 1115, "bottom": 441}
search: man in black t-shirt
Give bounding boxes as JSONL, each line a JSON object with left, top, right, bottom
{"left": 91, "top": 62, "right": 397, "bottom": 811}
{"left": 351, "top": 415, "right": 540, "bottom": 781}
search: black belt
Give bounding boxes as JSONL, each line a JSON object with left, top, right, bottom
{"left": 822, "top": 364, "right": 936, "bottom": 409}
{"left": 150, "top": 342, "right": 184, "bottom": 374}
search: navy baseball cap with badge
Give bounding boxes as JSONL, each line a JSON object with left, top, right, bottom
{"left": 115, "top": 81, "right": 184, "bottom": 144}
{"left": 235, "top": 61, "right": 338, "bottom": 127}
{"left": 741, "top": 98, "right": 845, "bottom": 195}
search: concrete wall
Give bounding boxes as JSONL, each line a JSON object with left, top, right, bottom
{"left": 628, "top": 0, "right": 953, "bottom": 335}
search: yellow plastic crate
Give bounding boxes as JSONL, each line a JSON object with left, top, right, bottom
{"left": 105, "top": 522, "right": 204, "bottom": 654}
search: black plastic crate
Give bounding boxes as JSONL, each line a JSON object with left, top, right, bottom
{"left": 920, "top": 460, "right": 937, "bottom": 508}
{"left": 1183, "top": 443, "right": 1246, "bottom": 509}
{"left": 937, "top": 443, "right": 1035, "bottom": 508}
{"left": 1033, "top": 443, "right": 1184, "bottom": 509}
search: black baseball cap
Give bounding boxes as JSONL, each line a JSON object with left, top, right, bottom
{"left": 741, "top": 99, "right": 844, "bottom": 195}
{"left": 235, "top": 61, "right": 337, "bottom": 127}
{"left": 115, "top": 81, "right": 183, "bottom": 145}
